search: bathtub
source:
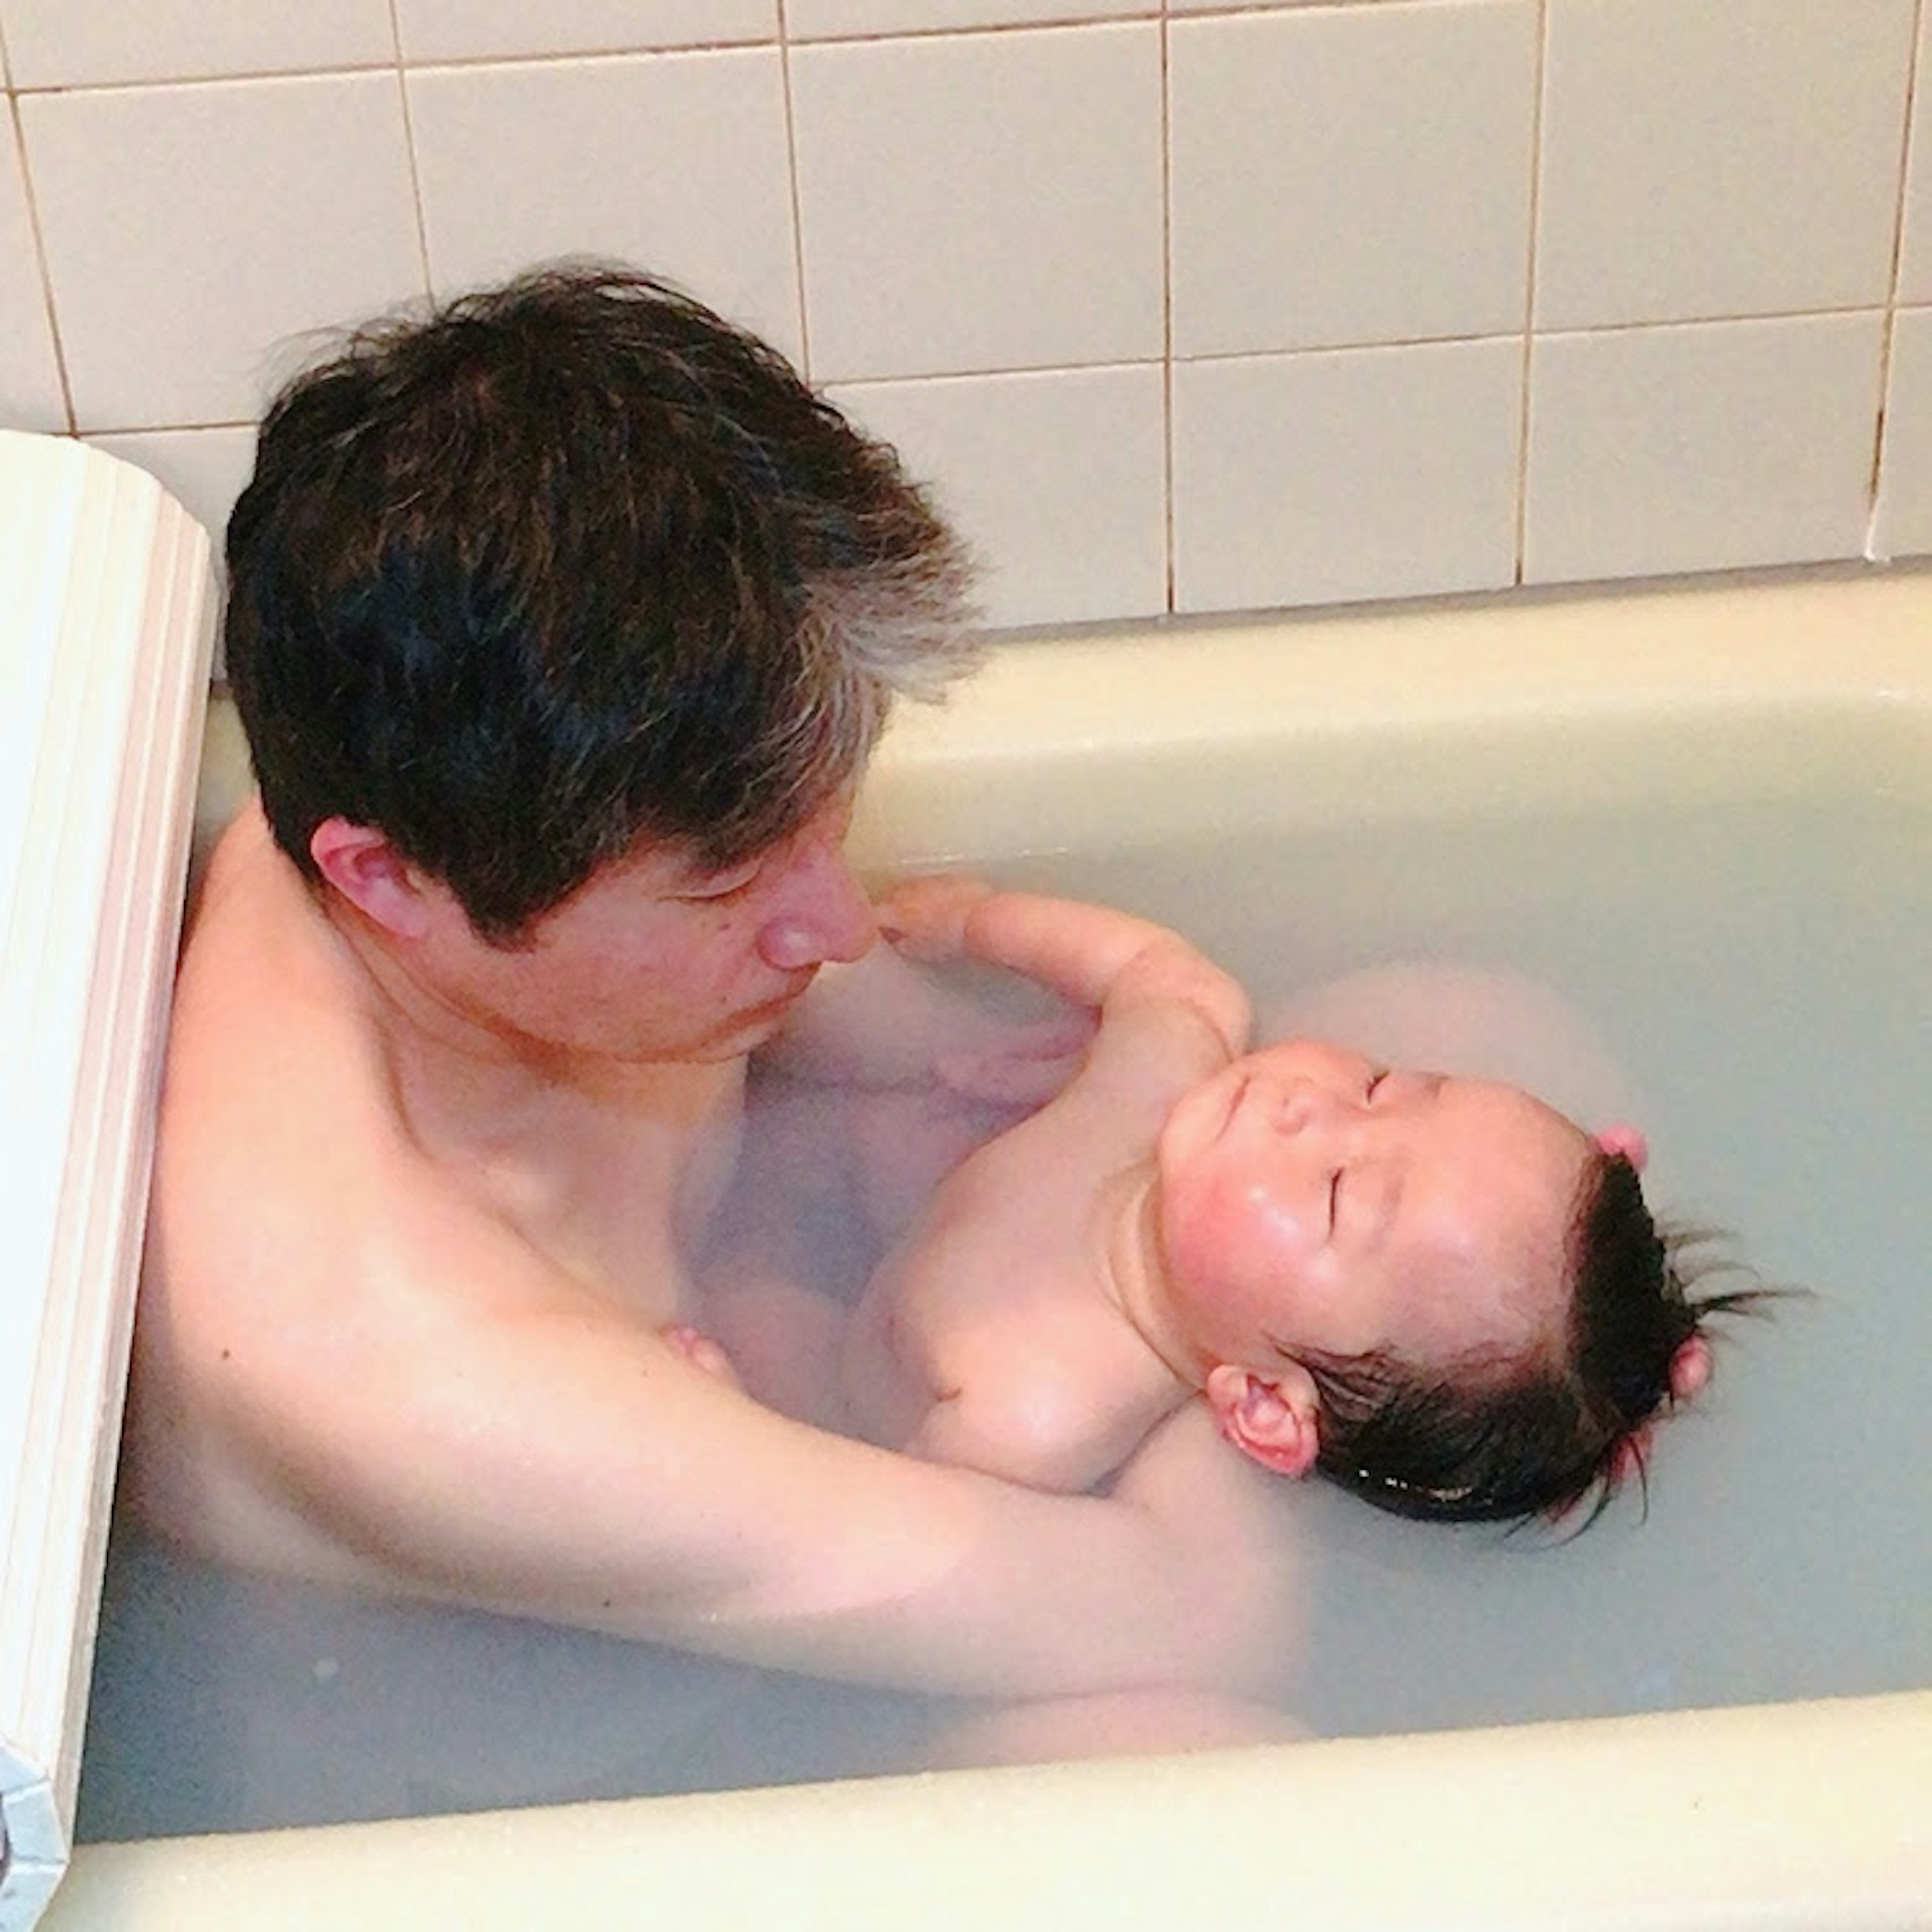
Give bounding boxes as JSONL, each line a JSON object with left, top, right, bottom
{"left": 41, "top": 559, "right": 1932, "bottom": 1928}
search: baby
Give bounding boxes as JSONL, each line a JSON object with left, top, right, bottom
{"left": 710, "top": 879, "right": 1747, "bottom": 1521}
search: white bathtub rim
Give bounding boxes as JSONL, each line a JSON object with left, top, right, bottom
{"left": 56, "top": 1689, "right": 1932, "bottom": 1931}
{"left": 883, "top": 564, "right": 1932, "bottom": 758}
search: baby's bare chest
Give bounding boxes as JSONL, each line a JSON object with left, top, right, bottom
{"left": 891, "top": 1132, "right": 1111, "bottom": 1333}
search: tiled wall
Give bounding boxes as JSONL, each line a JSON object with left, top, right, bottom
{"left": 6, "top": 0, "right": 1932, "bottom": 634}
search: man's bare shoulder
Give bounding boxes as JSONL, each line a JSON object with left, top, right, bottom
{"left": 157, "top": 806, "right": 426, "bottom": 1269}
{"left": 135, "top": 810, "right": 557, "bottom": 1551}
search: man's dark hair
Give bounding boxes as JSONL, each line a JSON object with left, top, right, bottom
{"left": 1298, "top": 1152, "right": 1772, "bottom": 1525}
{"left": 224, "top": 261, "right": 976, "bottom": 940}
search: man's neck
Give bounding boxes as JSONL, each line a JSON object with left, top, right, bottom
{"left": 318, "top": 888, "right": 740, "bottom": 1159}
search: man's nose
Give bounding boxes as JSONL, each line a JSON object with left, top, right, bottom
{"left": 754, "top": 845, "right": 878, "bottom": 971}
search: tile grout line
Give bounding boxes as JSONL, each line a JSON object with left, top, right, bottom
{"left": 1513, "top": 0, "right": 1550, "bottom": 589}
{"left": 775, "top": 0, "right": 816, "bottom": 381}
{"left": 5, "top": 79, "right": 79, "bottom": 434}
{"left": 1868, "top": 0, "right": 1926, "bottom": 557}
{"left": 385, "top": 0, "right": 434, "bottom": 297}
{"left": 63, "top": 290, "right": 1912, "bottom": 448}
{"left": 1160, "top": 3, "right": 1177, "bottom": 615}
{"left": 0, "top": 20, "right": 1179, "bottom": 100}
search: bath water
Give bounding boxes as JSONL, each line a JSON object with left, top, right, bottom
{"left": 77, "top": 784, "right": 1930, "bottom": 1836}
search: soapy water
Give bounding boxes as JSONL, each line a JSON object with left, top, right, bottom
{"left": 78, "top": 789, "right": 1931, "bottom": 1837}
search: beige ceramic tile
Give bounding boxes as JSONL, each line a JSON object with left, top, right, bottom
{"left": 1893, "top": 16, "right": 1932, "bottom": 302}
{"left": 1172, "top": 338, "right": 1522, "bottom": 614}
{"left": 1538, "top": 0, "right": 1915, "bottom": 329}
{"left": 791, "top": 23, "right": 1162, "bottom": 382}
{"left": 394, "top": 0, "right": 775, "bottom": 63}
{"left": 788, "top": 2, "right": 1152, "bottom": 35}
{"left": 1870, "top": 307, "right": 1932, "bottom": 558}
{"left": 827, "top": 363, "right": 1166, "bottom": 628}
{"left": 409, "top": 50, "right": 801, "bottom": 368}
{"left": 1524, "top": 313, "right": 1884, "bottom": 583}
{"left": 21, "top": 73, "right": 424, "bottom": 431}
{"left": 0, "top": 115, "right": 64, "bottom": 430}
{"left": 0, "top": 0, "right": 394, "bottom": 87}
{"left": 1171, "top": 0, "right": 1536, "bottom": 356}
{"left": 84, "top": 424, "right": 257, "bottom": 546}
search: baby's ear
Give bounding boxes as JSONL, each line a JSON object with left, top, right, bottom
{"left": 1204, "top": 1364, "right": 1320, "bottom": 1479}
{"left": 1594, "top": 1121, "right": 1649, "bottom": 1172}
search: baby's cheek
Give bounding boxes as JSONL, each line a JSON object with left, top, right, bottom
{"left": 1162, "top": 1178, "right": 1270, "bottom": 1308}
{"left": 1152, "top": 1183, "right": 1213, "bottom": 1291}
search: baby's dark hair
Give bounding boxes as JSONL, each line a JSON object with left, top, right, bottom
{"left": 225, "top": 261, "right": 976, "bottom": 940}
{"left": 1299, "top": 1152, "right": 1768, "bottom": 1525}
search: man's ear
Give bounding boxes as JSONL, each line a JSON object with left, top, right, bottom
{"left": 309, "top": 817, "right": 434, "bottom": 940}
{"left": 1203, "top": 1363, "right": 1321, "bottom": 1479}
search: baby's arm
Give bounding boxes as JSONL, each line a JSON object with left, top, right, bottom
{"left": 764, "top": 901, "right": 1089, "bottom": 1101}
{"left": 842, "top": 883, "right": 1254, "bottom": 1493}
{"left": 879, "top": 877, "right": 1252, "bottom": 1064}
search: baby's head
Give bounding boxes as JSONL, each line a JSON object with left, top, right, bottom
{"left": 1152, "top": 1038, "right": 1749, "bottom": 1523}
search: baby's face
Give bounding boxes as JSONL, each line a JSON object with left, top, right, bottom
{"left": 1153, "top": 1038, "right": 1595, "bottom": 1378}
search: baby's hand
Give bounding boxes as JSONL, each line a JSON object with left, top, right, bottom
{"left": 876, "top": 873, "right": 996, "bottom": 963}
{"left": 659, "top": 1323, "right": 743, "bottom": 1390}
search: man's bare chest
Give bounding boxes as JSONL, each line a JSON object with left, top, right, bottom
{"left": 450, "top": 1103, "right": 743, "bottom": 1324}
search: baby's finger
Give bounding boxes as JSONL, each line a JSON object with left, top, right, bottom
{"left": 876, "top": 873, "right": 994, "bottom": 959}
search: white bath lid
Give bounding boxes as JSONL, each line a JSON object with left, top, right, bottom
{"left": 0, "top": 434, "right": 215, "bottom": 1929}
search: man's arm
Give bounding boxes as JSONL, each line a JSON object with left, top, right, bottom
{"left": 136, "top": 1184, "right": 1292, "bottom": 1703}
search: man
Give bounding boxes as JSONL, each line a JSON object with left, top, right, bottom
{"left": 125, "top": 265, "right": 1293, "bottom": 1715}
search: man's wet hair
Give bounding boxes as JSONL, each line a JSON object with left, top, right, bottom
{"left": 225, "top": 261, "right": 977, "bottom": 940}
{"left": 1295, "top": 1152, "right": 1773, "bottom": 1525}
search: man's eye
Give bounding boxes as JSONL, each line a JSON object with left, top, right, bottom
{"left": 1364, "top": 1068, "right": 1388, "bottom": 1102}
{"left": 1328, "top": 1169, "right": 1342, "bottom": 1233}
{"left": 681, "top": 863, "right": 761, "bottom": 903}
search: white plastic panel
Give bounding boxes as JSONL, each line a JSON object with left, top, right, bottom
{"left": 0, "top": 433, "right": 214, "bottom": 1928}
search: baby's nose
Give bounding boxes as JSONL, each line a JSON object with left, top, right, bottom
{"left": 1280, "top": 1079, "right": 1355, "bottom": 1139}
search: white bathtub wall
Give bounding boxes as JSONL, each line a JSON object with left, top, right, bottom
{"left": 4, "top": 0, "right": 1932, "bottom": 633}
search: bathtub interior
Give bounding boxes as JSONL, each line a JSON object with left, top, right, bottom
{"left": 70, "top": 571, "right": 1931, "bottom": 1873}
